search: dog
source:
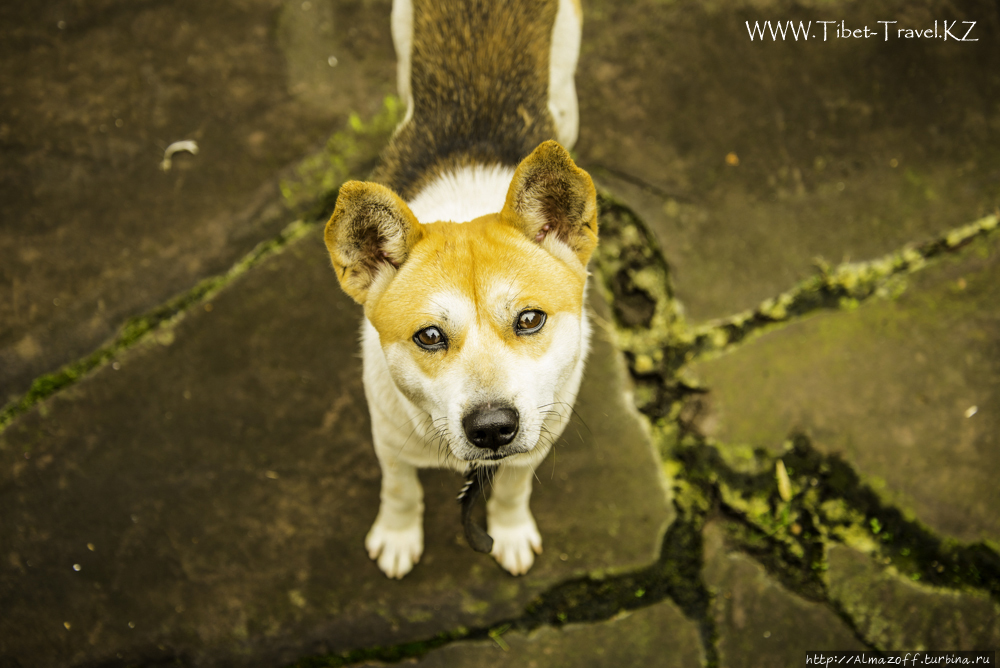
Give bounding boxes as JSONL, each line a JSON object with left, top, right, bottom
{"left": 323, "top": 0, "right": 597, "bottom": 579}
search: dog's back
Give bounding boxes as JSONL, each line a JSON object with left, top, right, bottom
{"left": 375, "top": 0, "right": 581, "bottom": 202}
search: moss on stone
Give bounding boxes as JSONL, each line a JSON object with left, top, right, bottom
{"left": 280, "top": 96, "right": 403, "bottom": 220}
{"left": 684, "top": 213, "right": 999, "bottom": 363}
{"left": 0, "top": 101, "right": 401, "bottom": 437}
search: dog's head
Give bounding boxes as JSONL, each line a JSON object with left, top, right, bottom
{"left": 325, "top": 141, "right": 598, "bottom": 465}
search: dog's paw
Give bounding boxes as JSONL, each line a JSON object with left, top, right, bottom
{"left": 365, "top": 521, "right": 423, "bottom": 579}
{"left": 489, "top": 520, "right": 542, "bottom": 576}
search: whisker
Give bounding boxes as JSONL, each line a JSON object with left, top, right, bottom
{"left": 432, "top": 422, "right": 451, "bottom": 467}
{"left": 566, "top": 404, "right": 592, "bottom": 435}
{"left": 538, "top": 399, "right": 593, "bottom": 445}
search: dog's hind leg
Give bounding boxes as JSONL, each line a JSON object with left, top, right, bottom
{"left": 366, "top": 459, "right": 424, "bottom": 579}
{"left": 487, "top": 464, "right": 543, "bottom": 576}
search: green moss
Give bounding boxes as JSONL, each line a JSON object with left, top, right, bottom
{"left": 0, "top": 102, "right": 401, "bottom": 436}
{"left": 280, "top": 96, "right": 403, "bottom": 219}
{"left": 0, "top": 220, "right": 306, "bottom": 434}
{"left": 684, "top": 213, "right": 999, "bottom": 362}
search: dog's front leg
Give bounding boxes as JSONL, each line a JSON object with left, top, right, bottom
{"left": 366, "top": 459, "right": 424, "bottom": 579}
{"left": 487, "top": 464, "right": 542, "bottom": 576}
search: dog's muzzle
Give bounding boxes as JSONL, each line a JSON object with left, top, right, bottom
{"left": 462, "top": 404, "right": 519, "bottom": 451}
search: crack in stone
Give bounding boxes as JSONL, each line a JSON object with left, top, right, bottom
{"left": 283, "top": 511, "right": 718, "bottom": 668}
{"left": 685, "top": 212, "right": 999, "bottom": 362}
{"left": 703, "top": 432, "right": 1000, "bottom": 602}
{"left": 0, "top": 218, "right": 315, "bottom": 435}
{"left": 589, "top": 193, "right": 1000, "bottom": 655}
{"left": 672, "top": 429, "right": 1000, "bottom": 644}
{"left": 0, "top": 99, "right": 402, "bottom": 437}
{"left": 586, "top": 163, "right": 694, "bottom": 204}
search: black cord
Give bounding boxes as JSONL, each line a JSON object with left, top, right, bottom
{"left": 457, "top": 464, "right": 497, "bottom": 553}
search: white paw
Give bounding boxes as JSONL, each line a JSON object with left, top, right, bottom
{"left": 365, "top": 520, "right": 423, "bottom": 579}
{"left": 489, "top": 520, "right": 542, "bottom": 576}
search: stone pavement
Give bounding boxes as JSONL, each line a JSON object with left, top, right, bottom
{"left": 2, "top": 0, "right": 999, "bottom": 666}
{"left": 0, "top": 0, "right": 395, "bottom": 403}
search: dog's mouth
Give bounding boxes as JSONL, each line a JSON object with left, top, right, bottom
{"left": 468, "top": 452, "right": 506, "bottom": 462}
{"left": 456, "top": 443, "right": 532, "bottom": 464}
{"left": 456, "top": 451, "right": 509, "bottom": 466}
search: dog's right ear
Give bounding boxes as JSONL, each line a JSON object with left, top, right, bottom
{"left": 324, "top": 181, "right": 424, "bottom": 305}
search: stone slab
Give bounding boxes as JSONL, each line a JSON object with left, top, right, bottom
{"left": 702, "top": 522, "right": 864, "bottom": 667}
{"left": 0, "top": 0, "right": 396, "bottom": 400}
{"left": 689, "top": 235, "right": 1000, "bottom": 544}
{"left": 359, "top": 600, "right": 703, "bottom": 668}
{"left": 0, "top": 231, "right": 671, "bottom": 668}
{"left": 576, "top": 0, "right": 1000, "bottom": 321}
{"left": 826, "top": 545, "right": 1000, "bottom": 651}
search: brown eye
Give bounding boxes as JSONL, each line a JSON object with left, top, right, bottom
{"left": 515, "top": 310, "right": 546, "bottom": 335}
{"left": 413, "top": 326, "right": 447, "bottom": 350}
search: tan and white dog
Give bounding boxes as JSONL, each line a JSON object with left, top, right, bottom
{"left": 324, "top": 0, "right": 597, "bottom": 579}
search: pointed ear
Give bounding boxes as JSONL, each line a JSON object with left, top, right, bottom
{"left": 500, "top": 140, "right": 598, "bottom": 266}
{"left": 324, "top": 181, "right": 424, "bottom": 304}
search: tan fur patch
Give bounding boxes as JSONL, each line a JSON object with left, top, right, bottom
{"left": 367, "top": 215, "right": 585, "bottom": 377}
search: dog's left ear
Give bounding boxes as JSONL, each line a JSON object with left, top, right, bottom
{"left": 324, "top": 181, "right": 424, "bottom": 305}
{"left": 500, "top": 140, "right": 598, "bottom": 267}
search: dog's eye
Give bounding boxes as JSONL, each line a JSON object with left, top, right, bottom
{"left": 515, "top": 310, "right": 546, "bottom": 335}
{"left": 413, "top": 326, "right": 447, "bottom": 350}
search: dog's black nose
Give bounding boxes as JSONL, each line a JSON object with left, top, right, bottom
{"left": 462, "top": 406, "right": 519, "bottom": 451}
